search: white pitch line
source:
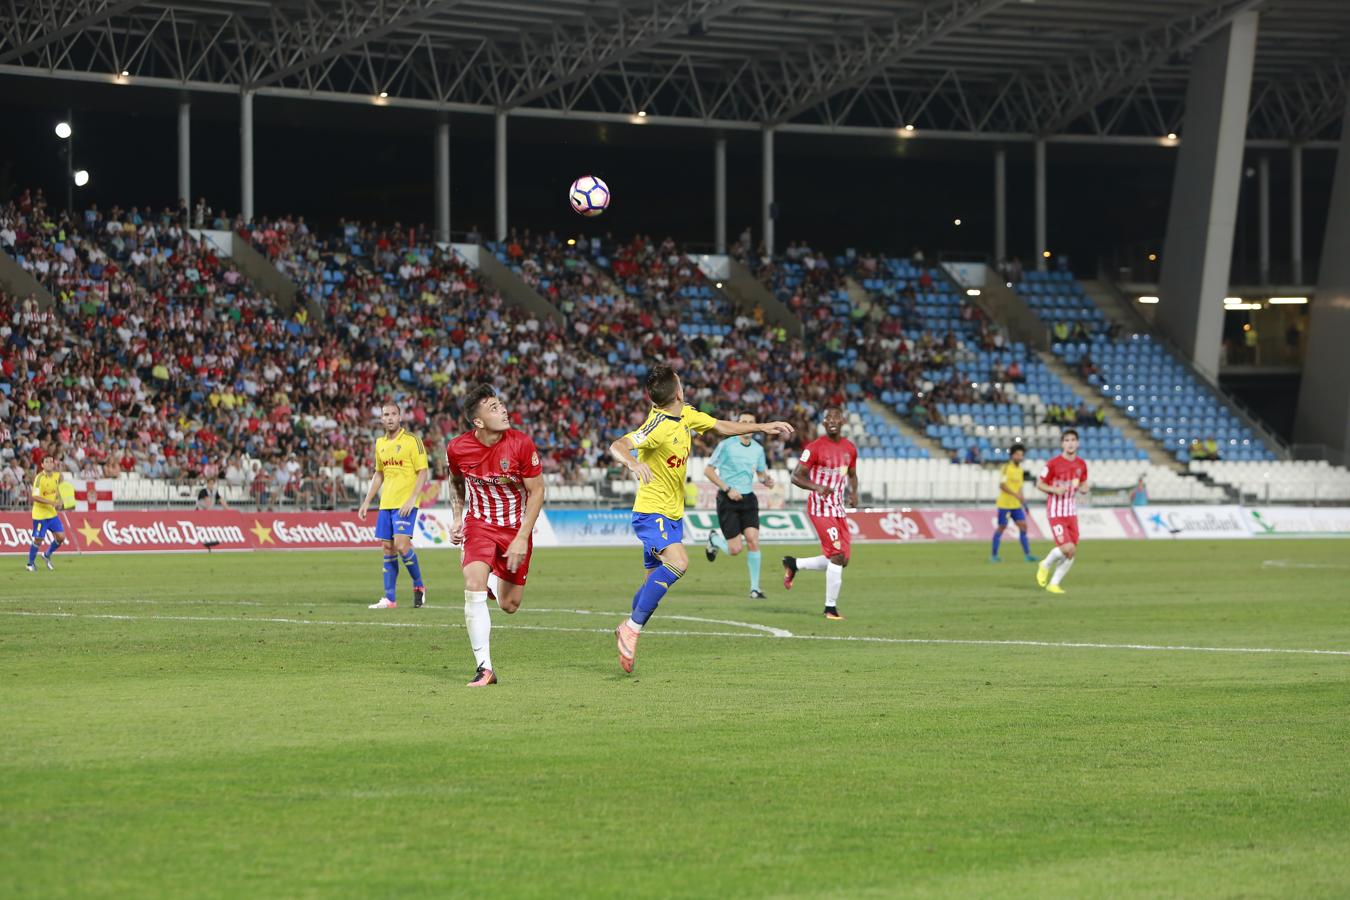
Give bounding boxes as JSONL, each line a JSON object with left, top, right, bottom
{"left": 3, "top": 609, "right": 1348, "bottom": 657}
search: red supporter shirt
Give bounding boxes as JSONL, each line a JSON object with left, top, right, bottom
{"left": 798, "top": 436, "right": 857, "bottom": 518}
{"left": 1040, "top": 453, "right": 1089, "bottom": 518}
{"left": 446, "top": 428, "right": 542, "bottom": 530}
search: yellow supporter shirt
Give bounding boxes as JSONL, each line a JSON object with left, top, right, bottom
{"left": 375, "top": 429, "right": 429, "bottom": 510}
{"left": 996, "top": 461, "right": 1025, "bottom": 510}
{"left": 32, "top": 471, "right": 62, "bottom": 519}
{"left": 626, "top": 405, "right": 717, "bottom": 520}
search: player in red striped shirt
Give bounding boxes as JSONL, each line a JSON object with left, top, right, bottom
{"left": 446, "top": 384, "right": 546, "bottom": 687}
{"left": 1035, "top": 429, "right": 1090, "bottom": 594}
{"left": 782, "top": 406, "right": 858, "bottom": 620}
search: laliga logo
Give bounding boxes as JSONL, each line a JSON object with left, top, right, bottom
{"left": 932, "top": 511, "right": 973, "bottom": 539}
{"left": 878, "top": 511, "right": 919, "bottom": 540}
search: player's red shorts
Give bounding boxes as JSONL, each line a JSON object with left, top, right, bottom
{"left": 809, "top": 514, "right": 852, "bottom": 560}
{"left": 1048, "top": 516, "right": 1079, "bottom": 547}
{"left": 462, "top": 520, "right": 532, "bottom": 585}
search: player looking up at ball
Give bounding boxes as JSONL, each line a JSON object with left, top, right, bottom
{"left": 609, "top": 366, "right": 793, "bottom": 674}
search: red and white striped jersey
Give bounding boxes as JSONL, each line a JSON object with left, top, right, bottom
{"left": 446, "top": 428, "right": 542, "bottom": 529}
{"left": 798, "top": 436, "right": 857, "bottom": 518}
{"left": 1039, "top": 453, "right": 1089, "bottom": 518}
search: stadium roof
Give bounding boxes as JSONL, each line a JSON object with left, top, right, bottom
{"left": 0, "top": 0, "right": 1345, "bottom": 145}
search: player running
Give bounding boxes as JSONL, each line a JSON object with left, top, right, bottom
{"left": 609, "top": 365, "right": 793, "bottom": 674}
{"left": 26, "top": 454, "right": 66, "bottom": 572}
{"left": 1035, "top": 429, "right": 1089, "bottom": 594}
{"left": 782, "top": 406, "right": 858, "bottom": 620}
{"left": 446, "top": 384, "right": 545, "bottom": 688}
{"left": 991, "top": 442, "right": 1036, "bottom": 563}
{"left": 703, "top": 412, "right": 775, "bottom": 598}
{"left": 358, "top": 401, "right": 430, "bottom": 610}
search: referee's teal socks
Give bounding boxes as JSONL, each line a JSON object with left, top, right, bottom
{"left": 747, "top": 551, "right": 762, "bottom": 593}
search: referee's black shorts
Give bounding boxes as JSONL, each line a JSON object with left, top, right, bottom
{"left": 715, "top": 489, "right": 760, "bottom": 538}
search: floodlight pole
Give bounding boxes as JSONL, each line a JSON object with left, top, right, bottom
{"left": 994, "top": 146, "right": 1007, "bottom": 263}
{"left": 65, "top": 107, "right": 73, "bottom": 213}
{"left": 435, "top": 116, "right": 451, "bottom": 243}
{"left": 178, "top": 96, "right": 191, "bottom": 213}
{"left": 240, "top": 90, "right": 254, "bottom": 222}
{"left": 1258, "top": 154, "right": 1269, "bottom": 283}
{"left": 1290, "top": 143, "right": 1303, "bottom": 283}
{"left": 1034, "top": 138, "right": 1047, "bottom": 271}
{"left": 494, "top": 111, "right": 507, "bottom": 242}
{"left": 761, "top": 126, "right": 774, "bottom": 257}
{"left": 714, "top": 136, "right": 727, "bottom": 253}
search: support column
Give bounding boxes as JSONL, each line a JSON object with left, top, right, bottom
{"left": 435, "top": 116, "right": 451, "bottom": 244}
{"left": 994, "top": 146, "right": 1007, "bottom": 263}
{"left": 1033, "top": 138, "right": 1047, "bottom": 271}
{"left": 714, "top": 136, "right": 727, "bottom": 254}
{"left": 240, "top": 90, "right": 254, "bottom": 222}
{"left": 177, "top": 98, "right": 190, "bottom": 211}
{"left": 1258, "top": 154, "right": 1270, "bottom": 283}
{"left": 1294, "top": 93, "right": 1350, "bottom": 457}
{"left": 1291, "top": 143, "right": 1303, "bottom": 283}
{"left": 761, "top": 127, "right": 775, "bottom": 257}
{"left": 1157, "top": 10, "right": 1259, "bottom": 381}
{"left": 494, "top": 111, "right": 507, "bottom": 243}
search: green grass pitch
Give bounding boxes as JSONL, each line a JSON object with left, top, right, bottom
{"left": 3, "top": 539, "right": 1349, "bottom": 898}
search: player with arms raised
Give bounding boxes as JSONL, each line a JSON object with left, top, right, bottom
{"left": 447, "top": 385, "right": 545, "bottom": 687}
{"left": 26, "top": 454, "right": 66, "bottom": 572}
{"left": 359, "top": 401, "right": 430, "bottom": 609}
{"left": 1035, "top": 429, "right": 1089, "bottom": 594}
{"left": 608, "top": 365, "right": 793, "bottom": 673}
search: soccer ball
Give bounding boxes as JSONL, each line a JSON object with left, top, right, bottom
{"left": 569, "top": 175, "right": 610, "bottom": 217}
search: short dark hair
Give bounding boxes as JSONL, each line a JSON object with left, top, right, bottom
{"left": 823, "top": 404, "right": 843, "bottom": 416}
{"left": 1061, "top": 428, "right": 1079, "bottom": 440}
{"left": 1009, "top": 443, "right": 1026, "bottom": 455}
{"left": 646, "top": 366, "right": 680, "bottom": 406}
{"left": 462, "top": 384, "right": 497, "bottom": 426}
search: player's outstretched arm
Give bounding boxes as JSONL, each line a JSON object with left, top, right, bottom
{"left": 609, "top": 436, "right": 654, "bottom": 485}
{"left": 712, "top": 419, "right": 794, "bottom": 438}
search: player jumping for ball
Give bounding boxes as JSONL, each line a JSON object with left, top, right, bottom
{"left": 782, "top": 405, "right": 858, "bottom": 620}
{"left": 609, "top": 366, "right": 793, "bottom": 674}
{"left": 703, "top": 412, "right": 776, "bottom": 598}
{"left": 447, "top": 384, "right": 546, "bottom": 687}
{"left": 1035, "top": 429, "right": 1089, "bottom": 594}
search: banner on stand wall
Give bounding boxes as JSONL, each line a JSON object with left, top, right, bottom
{"left": 1027, "top": 507, "right": 1145, "bottom": 541}
{"left": 1243, "top": 507, "right": 1350, "bottom": 537}
{"left": 1132, "top": 505, "right": 1252, "bottom": 539}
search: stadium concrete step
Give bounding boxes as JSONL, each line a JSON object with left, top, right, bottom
{"left": 967, "top": 277, "right": 1048, "bottom": 352}
{"left": 1079, "top": 278, "right": 1148, "bottom": 332}
{"left": 1037, "top": 351, "right": 1181, "bottom": 472}
{"left": 476, "top": 249, "right": 564, "bottom": 326}
{"left": 866, "top": 398, "right": 945, "bottom": 459}
{"left": 229, "top": 232, "right": 307, "bottom": 319}
{"left": 843, "top": 276, "right": 871, "bottom": 311}
{"left": 0, "top": 245, "right": 56, "bottom": 310}
{"left": 722, "top": 259, "right": 803, "bottom": 338}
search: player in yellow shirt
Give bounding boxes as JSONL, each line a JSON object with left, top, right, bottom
{"left": 991, "top": 442, "right": 1036, "bottom": 563}
{"left": 358, "top": 401, "right": 430, "bottom": 609}
{"left": 27, "top": 454, "right": 66, "bottom": 572}
{"left": 607, "top": 365, "right": 793, "bottom": 673}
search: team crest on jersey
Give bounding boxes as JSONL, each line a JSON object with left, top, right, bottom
{"left": 530, "top": 452, "right": 539, "bottom": 467}
{"left": 500, "top": 458, "right": 510, "bottom": 472}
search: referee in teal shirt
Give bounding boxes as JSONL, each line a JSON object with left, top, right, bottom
{"left": 704, "top": 413, "right": 775, "bottom": 598}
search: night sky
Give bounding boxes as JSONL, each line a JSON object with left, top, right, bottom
{"left": 0, "top": 73, "right": 1336, "bottom": 277}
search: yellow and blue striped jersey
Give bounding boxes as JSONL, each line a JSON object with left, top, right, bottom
{"left": 375, "top": 429, "right": 429, "bottom": 509}
{"left": 32, "top": 471, "right": 62, "bottom": 519}
{"left": 626, "top": 405, "right": 718, "bottom": 520}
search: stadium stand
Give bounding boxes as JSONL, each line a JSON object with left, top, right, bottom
{"left": 1014, "top": 270, "right": 1279, "bottom": 462}
{"left": 1190, "top": 459, "right": 1350, "bottom": 503}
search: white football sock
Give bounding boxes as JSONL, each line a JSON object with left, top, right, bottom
{"left": 825, "top": 562, "right": 843, "bottom": 607}
{"left": 487, "top": 572, "right": 502, "bottom": 597}
{"left": 624, "top": 617, "right": 643, "bottom": 633}
{"left": 1050, "top": 556, "right": 1074, "bottom": 586}
{"left": 464, "top": 590, "right": 492, "bottom": 670}
{"left": 1042, "top": 547, "right": 1065, "bottom": 569}
{"left": 797, "top": 555, "right": 830, "bottom": 571}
